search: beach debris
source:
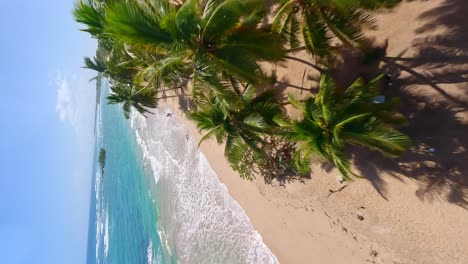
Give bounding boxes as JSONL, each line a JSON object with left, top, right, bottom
{"left": 328, "top": 185, "right": 348, "bottom": 197}
{"left": 357, "top": 215, "right": 364, "bottom": 221}
{"left": 166, "top": 112, "right": 172, "bottom": 117}
{"left": 428, "top": 147, "right": 436, "bottom": 153}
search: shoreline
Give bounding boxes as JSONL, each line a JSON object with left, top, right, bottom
{"left": 156, "top": 0, "right": 468, "bottom": 263}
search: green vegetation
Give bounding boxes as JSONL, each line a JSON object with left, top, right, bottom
{"left": 98, "top": 147, "right": 106, "bottom": 175}
{"left": 276, "top": 74, "right": 411, "bottom": 179}
{"left": 273, "top": 0, "right": 400, "bottom": 58}
{"left": 75, "top": 0, "right": 409, "bottom": 182}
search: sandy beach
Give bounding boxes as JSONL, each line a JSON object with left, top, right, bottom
{"left": 158, "top": 0, "right": 468, "bottom": 263}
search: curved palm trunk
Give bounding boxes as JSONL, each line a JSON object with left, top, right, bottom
{"left": 285, "top": 46, "right": 308, "bottom": 53}
{"left": 284, "top": 55, "right": 324, "bottom": 73}
{"left": 155, "top": 94, "right": 192, "bottom": 100}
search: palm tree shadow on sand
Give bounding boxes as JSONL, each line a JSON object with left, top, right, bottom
{"left": 337, "top": 0, "right": 468, "bottom": 208}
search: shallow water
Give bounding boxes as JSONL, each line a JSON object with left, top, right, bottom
{"left": 86, "top": 81, "right": 277, "bottom": 264}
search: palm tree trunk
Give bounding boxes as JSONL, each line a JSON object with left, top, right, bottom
{"left": 155, "top": 94, "right": 192, "bottom": 100}
{"left": 286, "top": 46, "right": 307, "bottom": 53}
{"left": 284, "top": 55, "right": 324, "bottom": 73}
{"left": 157, "top": 86, "right": 183, "bottom": 94}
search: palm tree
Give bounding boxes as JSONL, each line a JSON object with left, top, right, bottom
{"left": 188, "top": 87, "right": 283, "bottom": 177}
{"left": 107, "top": 83, "right": 158, "bottom": 119}
{"left": 272, "top": 0, "right": 400, "bottom": 57}
{"left": 74, "top": 0, "right": 286, "bottom": 90}
{"left": 83, "top": 56, "right": 107, "bottom": 73}
{"left": 276, "top": 74, "right": 411, "bottom": 179}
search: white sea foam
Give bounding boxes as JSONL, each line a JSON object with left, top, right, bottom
{"left": 103, "top": 208, "right": 109, "bottom": 258}
{"left": 131, "top": 109, "right": 278, "bottom": 264}
{"left": 157, "top": 227, "right": 173, "bottom": 258}
{"left": 95, "top": 203, "right": 104, "bottom": 264}
{"left": 95, "top": 170, "right": 101, "bottom": 201}
{"left": 147, "top": 239, "right": 153, "bottom": 264}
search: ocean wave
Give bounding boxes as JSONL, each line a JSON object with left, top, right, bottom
{"left": 132, "top": 112, "right": 162, "bottom": 185}
{"left": 103, "top": 208, "right": 109, "bottom": 258}
{"left": 132, "top": 109, "right": 278, "bottom": 264}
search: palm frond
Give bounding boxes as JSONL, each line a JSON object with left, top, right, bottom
{"left": 344, "top": 129, "right": 411, "bottom": 157}
{"left": 315, "top": 74, "right": 337, "bottom": 125}
{"left": 328, "top": 146, "right": 358, "bottom": 180}
{"left": 302, "top": 12, "right": 332, "bottom": 57}
{"left": 134, "top": 54, "right": 186, "bottom": 89}
{"left": 272, "top": 0, "right": 297, "bottom": 46}
{"left": 83, "top": 56, "right": 107, "bottom": 73}
{"left": 104, "top": 1, "right": 174, "bottom": 46}
{"left": 175, "top": 0, "right": 201, "bottom": 39}
{"left": 73, "top": 1, "right": 104, "bottom": 37}
{"left": 202, "top": 0, "right": 264, "bottom": 39}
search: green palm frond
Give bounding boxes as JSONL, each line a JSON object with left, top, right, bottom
{"left": 243, "top": 113, "right": 269, "bottom": 131}
{"left": 332, "top": 113, "right": 372, "bottom": 147}
{"left": 319, "top": 8, "right": 374, "bottom": 49}
{"left": 201, "top": 0, "right": 264, "bottom": 39}
{"left": 291, "top": 147, "right": 313, "bottom": 175}
{"left": 175, "top": 0, "right": 201, "bottom": 39}
{"left": 223, "top": 28, "right": 286, "bottom": 62}
{"left": 225, "top": 136, "right": 249, "bottom": 166}
{"left": 241, "top": 84, "right": 256, "bottom": 102}
{"left": 83, "top": 56, "right": 107, "bottom": 73}
{"left": 206, "top": 51, "right": 266, "bottom": 85}
{"left": 134, "top": 54, "right": 186, "bottom": 89}
{"left": 107, "top": 84, "right": 158, "bottom": 119}
{"left": 73, "top": 1, "right": 104, "bottom": 37}
{"left": 344, "top": 129, "right": 411, "bottom": 157}
{"left": 315, "top": 74, "right": 337, "bottom": 125}
{"left": 104, "top": 1, "right": 174, "bottom": 46}
{"left": 285, "top": 74, "right": 410, "bottom": 180}
{"left": 302, "top": 12, "right": 332, "bottom": 57}
{"left": 328, "top": 146, "right": 358, "bottom": 180}
{"left": 273, "top": 0, "right": 400, "bottom": 56}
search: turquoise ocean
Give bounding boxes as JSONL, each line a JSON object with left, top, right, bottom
{"left": 85, "top": 81, "right": 278, "bottom": 264}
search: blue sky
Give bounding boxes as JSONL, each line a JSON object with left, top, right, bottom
{"left": 0, "top": 1, "right": 97, "bottom": 263}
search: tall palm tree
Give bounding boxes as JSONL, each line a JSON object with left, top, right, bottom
{"left": 107, "top": 83, "right": 158, "bottom": 119}
{"left": 276, "top": 74, "right": 410, "bottom": 179}
{"left": 272, "top": 0, "right": 400, "bottom": 57}
{"left": 74, "top": 0, "right": 286, "bottom": 90}
{"left": 188, "top": 87, "right": 283, "bottom": 176}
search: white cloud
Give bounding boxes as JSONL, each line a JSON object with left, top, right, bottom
{"left": 50, "top": 71, "right": 94, "bottom": 134}
{"left": 55, "top": 76, "right": 79, "bottom": 128}
{"left": 49, "top": 70, "right": 96, "bottom": 192}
